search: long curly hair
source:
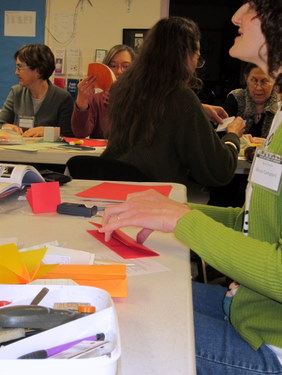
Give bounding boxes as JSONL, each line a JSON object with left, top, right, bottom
{"left": 106, "top": 17, "right": 202, "bottom": 155}
{"left": 247, "top": 0, "right": 282, "bottom": 92}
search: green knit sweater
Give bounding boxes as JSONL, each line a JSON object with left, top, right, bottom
{"left": 175, "top": 122, "right": 282, "bottom": 350}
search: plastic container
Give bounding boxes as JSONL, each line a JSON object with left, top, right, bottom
{"left": 0, "top": 284, "right": 121, "bottom": 375}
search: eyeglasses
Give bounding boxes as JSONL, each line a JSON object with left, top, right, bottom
{"left": 108, "top": 63, "right": 130, "bottom": 71}
{"left": 196, "top": 56, "right": 205, "bottom": 69}
{"left": 15, "top": 65, "right": 30, "bottom": 71}
{"left": 248, "top": 78, "right": 272, "bottom": 88}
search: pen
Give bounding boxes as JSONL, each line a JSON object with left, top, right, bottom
{"left": 18, "top": 333, "right": 105, "bottom": 359}
{"left": 69, "top": 140, "right": 84, "bottom": 145}
{"left": 94, "top": 259, "right": 135, "bottom": 266}
{"left": 30, "top": 287, "right": 49, "bottom": 305}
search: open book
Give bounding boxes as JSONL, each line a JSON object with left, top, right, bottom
{"left": 0, "top": 164, "right": 45, "bottom": 198}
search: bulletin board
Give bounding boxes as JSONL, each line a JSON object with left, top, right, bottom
{"left": 0, "top": 0, "right": 45, "bottom": 107}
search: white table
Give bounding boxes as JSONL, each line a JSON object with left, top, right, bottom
{"left": 0, "top": 143, "right": 104, "bottom": 165}
{"left": 0, "top": 180, "right": 196, "bottom": 375}
{"left": 0, "top": 140, "right": 250, "bottom": 172}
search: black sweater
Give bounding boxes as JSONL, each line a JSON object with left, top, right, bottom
{"left": 103, "top": 87, "right": 240, "bottom": 188}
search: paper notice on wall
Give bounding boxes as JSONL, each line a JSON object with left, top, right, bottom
{"left": 66, "top": 49, "right": 80, "bottom": 75}
{"left": 4, "top": 11, "right": 36, "bottom": 37}
{"left": 54, "top": 49, "right": 65, "bottom": 74}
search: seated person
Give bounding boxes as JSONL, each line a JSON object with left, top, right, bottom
{"left": 102, "top": 17, "right": 245, "bottom": 189}
{"left": 209, "top": 65, "right": 278, "bottom": 208}
{"left": 223, "top": 63, "right": 278, "bottom": 140}
{"left": 71, "top": 44, "right": 136, "bottom": 139}
{"left": 100, "top": 3, "right": 282, "bottom": 373}
{"left": 0, "top": 44, "right": 74, "bottom": 137}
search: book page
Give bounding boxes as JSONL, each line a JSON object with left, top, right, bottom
{"left": 0, "top": 164, "right": 44, "bottom": 197}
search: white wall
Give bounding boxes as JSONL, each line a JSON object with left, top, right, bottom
{"left": 45, "top": 0, "right": 169, "bottom": 78}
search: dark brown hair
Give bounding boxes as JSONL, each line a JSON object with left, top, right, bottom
{"left": 106, "top": 17, "right": 202, "bottom": 155}
{"left": 15, "top": 44, "right": 55, "bottom": 80}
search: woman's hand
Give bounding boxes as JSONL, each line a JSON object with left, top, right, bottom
{"left": 2, "top": 124, "right": 23, "bottom": 135}
{"left": 102, "top": 90, "right": 110, "bottom": 106}
{"left": 202, "top": 104, "right": 228, "bottom": 125}
{"left": 226, "top": 116, "right": 245, "bottom": 138}
{"left": 76, "top": 76, "right": 97, "bottom": 110}
{"left": 23, "top": 126, "right": 44, "bottom": 137}
{"left": 100, "top": 189, "right": 190, "bottom": 243}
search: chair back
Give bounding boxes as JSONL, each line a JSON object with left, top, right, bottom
{"left": 66, "top": 156, "right": 150, "bottom": 181}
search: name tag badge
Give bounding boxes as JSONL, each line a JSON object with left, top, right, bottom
{"left": 249, "top": 148, "right": 282, "bottom": 193}
{"left": 19, "top": 116, "right": 34, "bottom": 129}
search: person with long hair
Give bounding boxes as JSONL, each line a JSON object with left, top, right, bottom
{"left": 71, "top": 44, "right": 135, "bottom": 139}
{"left": 0, "top": 44, "right": 74, "bottom": 137}
{"left": 100, "top": 1, "right": 282, "bottom": 374}
{"left": 103, "top": 17, "right": 245, "bottom": 188}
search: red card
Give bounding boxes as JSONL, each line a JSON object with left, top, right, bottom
{"left": 88, "top": 222, "right": 159, "bottom": 259}
{"left": 26, "top": 182, "right": 61, "bottom": 213}
{"left": 76, "top": 182, "right": 173, "bottom": 202}
{"left": 63, "top": 137, "right": 107, "bottom": 147}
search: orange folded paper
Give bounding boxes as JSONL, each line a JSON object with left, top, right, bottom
{"left": 87, "top": 62, "right": 116, "bottom": 91}
{"left": 0, "top": 243, "right": 57, "bottom": 284}
{"left": 42, "top": 264, "right": 127, "bottom": 297}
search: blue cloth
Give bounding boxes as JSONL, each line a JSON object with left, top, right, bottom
{"left": 193, "top": 282, "right": 282, "bottom": 374}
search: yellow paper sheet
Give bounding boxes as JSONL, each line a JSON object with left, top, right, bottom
{"left": 0, "top": 243, "right": 57, "bottom": 284}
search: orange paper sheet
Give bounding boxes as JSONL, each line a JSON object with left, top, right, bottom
{"left": 42, "top": 264, "right": 127, "bottom": 297}
{"left": 76, "top": 182, "right": 173, "bottom": 202}
{"left": 0, "top": 243, "right": 57, "bottom": 284}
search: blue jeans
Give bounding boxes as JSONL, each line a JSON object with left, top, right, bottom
{"left": 193, "top": 282, "right": 282, "bottom": 374}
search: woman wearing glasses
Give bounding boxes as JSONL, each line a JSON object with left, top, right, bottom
{"left": 102, "top": 17, "right": 245, "bottom": 189}
{"left": 224, "top": 63, "right": 278, "bottom": 141}
{"left": 209, "top": 63, "right": 278, "bottom": 208}
{"left": 0, "top": 44, "right": 74, "bottom": 137}
{"left": 71, "top": 44, "right": 135, "bottom": 139}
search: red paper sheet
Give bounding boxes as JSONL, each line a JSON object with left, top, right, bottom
{"left": 88, "top": 222, "right": 159, "bottom": 259}
{"left": 76, "top": 182, "right": 172, "bottom": 201}
{"left": 63, "top": 137, "right": 107, "bottom": 147}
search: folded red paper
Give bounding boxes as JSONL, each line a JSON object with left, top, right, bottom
{"left": 88, "top": 222, "right": 159, "bottom": 259}
{"left": 26, "top": 181, "right": 61, "bottom": 213}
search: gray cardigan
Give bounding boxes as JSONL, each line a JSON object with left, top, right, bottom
{"left": 0, "top": 81, "right": 74, "bottom": 136}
